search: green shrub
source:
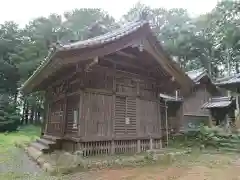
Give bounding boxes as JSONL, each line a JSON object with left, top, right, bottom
{"left": 0, "top": 102, "right": 20, "bottom": 132}
{"left": 173, "top": 125, "right": 240, "bottom": 151}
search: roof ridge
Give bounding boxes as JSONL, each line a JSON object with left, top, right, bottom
{"left": 186, "top": 67, "right": 205, "bottom": 74}
{"left": 186, "top": 67, "right": 208, "bottom": 82}
{"left": 216, "top": 72, "right": 240, "bottom": 82}
{"left": 59, "top": 20, "right": 148, "bottom": 51}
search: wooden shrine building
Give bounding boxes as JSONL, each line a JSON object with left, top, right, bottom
{"left": 21, "top": 21, "right": 193, "bottom": 156}
{"left": 202, "top": 96, "right": 236, "bottom": 126}
{"left": 181, "top": 68, "right": 221, "bottom": 131}
{"left": 215, "top": 74, "right": 240, "bottom": 127}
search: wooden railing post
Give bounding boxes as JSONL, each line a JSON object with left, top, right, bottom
{"left": 111, "top": 140, "right": 115, "bottom": 154}
{"left": 149, "top": 137, "right": 153, "bottom": 150}
{"left": 137, "top": 139, "right": 141, "bottom": 153}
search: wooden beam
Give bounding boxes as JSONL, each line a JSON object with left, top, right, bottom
{"left": 103, "top": 57, "right": 146, "bottom": 72}
{"left": 115, "top": 50, "right": 137, "bottom": 59}
{"left": 84, "top": 56, "right": 99, "bottom": 72}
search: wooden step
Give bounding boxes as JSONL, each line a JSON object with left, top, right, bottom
{"left": 37, "top": 138, "right": 56, "bottom": 147}
{"left": 30, "top": 142, "right": 50, "bottom": 153}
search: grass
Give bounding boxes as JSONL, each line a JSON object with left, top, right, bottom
{"left": 0, "top": 125, "right": 42, "bottom": 180}
{"left": 1, "top": 127, "right": 240, "bottom": 180}
{"left": 0, "top": 125, "right": 40, "bottom": 160}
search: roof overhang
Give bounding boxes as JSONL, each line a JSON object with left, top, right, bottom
{"left": 202, "top": 96, "right": 234, "bottom": 109}
{"left": 21, "top": 21, "right": 194, "bottom": 94}
{"left": 215, "top": 73, "right": 240, "bottom": 92}
{"left": 159, "top": 93, "right": 183, "bottom": 102}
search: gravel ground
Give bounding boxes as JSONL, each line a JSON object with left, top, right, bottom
{"left": 0, "top": 147, "right": 42, "bottom": 174}
{"left": 0, "top": 147, "right": 48, "bottom": 179}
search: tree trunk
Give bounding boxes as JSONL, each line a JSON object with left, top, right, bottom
{"left": 38, "top": 111, "right": 41, "bottom": 124}
{"left": 14, "top": 91, "right": 18, "bottom": 104}
{"left": 21, "top": 100, "right": 26, "bottom": 125}
{"left": 236, "top": 63, "right": 239, "bottom": 74}
{"left": 24, "top": 102, "right": 29, "bottom": 124}
{"left": 29, "top": 106, "right": 34, "bottom": 124}
{"left": 34, "top": 108, "right": 38, "bottom": 125}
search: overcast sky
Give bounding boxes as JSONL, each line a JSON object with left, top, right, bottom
{"left": 1, "top": 0, "right": 218, "bottom": 26}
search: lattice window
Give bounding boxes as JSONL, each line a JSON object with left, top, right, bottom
{"left": 114, "top": 96, "right": 137, "bottom": 136}
{"left": 73, "top": 110, "right": 79, "bottom": 129}
{"left": 66, "top": 95, "right": 80, "bottom": 134}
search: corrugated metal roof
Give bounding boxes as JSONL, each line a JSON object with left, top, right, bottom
{"left": 186, "top": 68, "right": 208, "bottom": 83}
{"left": 159, "top": 93, "right": 182, "bottom": 102}
{"left": 202, "top": 96, "right": 233, "bottom": 109}
{"left": 216, "top": 73, "right": 240, "bottom": 86}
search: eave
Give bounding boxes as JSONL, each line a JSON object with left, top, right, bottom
{"left": 21, "top": 20, "right": 194, "bottom": 94}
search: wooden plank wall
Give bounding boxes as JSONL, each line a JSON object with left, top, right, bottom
{"left": 83, "top": 92, "right": 112, "bottom": 138}
{"left": 65, "top": 94, "right": 79, "bottom": 136}
{"left": 138, "top": 99, "right": 160, "bottom": 136}
{"left": 183, "top": 86, "right": 211, "bottom": 116}
{"left": 114, "top": 96, "right": 137, "bottom": 137}
{"left": 46, "top": 65, "right": 167, "bottom": 155}
{"left": 46, "top": 99, "right": 64, "bottom": 136}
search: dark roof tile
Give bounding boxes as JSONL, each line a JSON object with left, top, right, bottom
{"left": 186, "top": 68, "right": 208, "bottom": 83}
{"left": 59, "top": 21, "right": 148, "bottom": 51}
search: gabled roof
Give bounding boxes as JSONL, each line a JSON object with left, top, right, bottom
{"left": 186, "top": 68, "right": 208, "bottom": 83}
{"left": 59, "top": 21, "right": 146, "bottom": 51}
{"left": 21, "top": 20, "right": 193, "bottom": 94}
{"left": 216, "top": 73, "right": 240, "bottom": 87}
{"left": 202, "top": 96, "right": 233, "bottom": 109}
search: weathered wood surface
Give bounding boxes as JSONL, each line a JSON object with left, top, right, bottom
{"left": 183, "top": 86, "right": 211, "bottom": 116}
{"left": 44, "top": 54, "right": 180, "bottom": 154}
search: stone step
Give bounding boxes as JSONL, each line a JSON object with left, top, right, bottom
{"left": 37, "top": 138, "right": 56, "bottom": 147}
{"left": 30, "top": 142, "right": 50, "bottom": 153}
{"left": 43, "top": 134, "right": 61, "bottom": 142}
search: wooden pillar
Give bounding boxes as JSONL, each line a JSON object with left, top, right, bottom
{"left": 112, "top": 67, "right": 116, "bottom": 138}
{"left": 111, "top": 67, "right": 116, "bottom": 155}
{"left": 157, "top": 100, "right": 162, "bottom": 149}
{"left": 137, "top": 139, "right": 141, "bottom": 153}
{"left": 159, "top": 139, "right": 163, "bottom": 148}
{"left": 61, "top": 95, "right": 67, "bottom": 137}
{"left": 136, "top": 80, "right": 142, "bottom": 152}
{"left": 165, "top": 101, "right": 169, "bottom": 147}
{"left": 42, "top": 94, "right": 49, "bottom": 135}
{"left": 111, "top": 140, "right": 115, "bottom": 155}
{"left": 44, "top": 90, "right": 51, "bottom": 135}
{"left": 149, "top": 138, "right": 153, "bottom": 150}
{"left": 78, "top": 91, "right": 84, "bottom": 137}
{"left": 178, "top": 104, "right": 184, "bottom": 132}
{"left": 236, "top": 94, "right": 239, "bottom": 121}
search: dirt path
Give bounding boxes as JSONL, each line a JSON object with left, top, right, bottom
{"left": 0, "top": 147, "right": 42, "bottom": 174}
{"left": 66, "top": 153, "right": 240, "bottom": 180}
{"left": 1, "top": 149, "right": 240, "bottom": 180}
{"left": 0, "top": 147, "right": 47, "bottom": 179}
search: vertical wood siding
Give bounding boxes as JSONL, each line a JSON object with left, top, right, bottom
{"left": 183, "top": 87, "right": 211, "bottom": 116}
{"left": 138, "top": 99, "right": 160, "bottom": 136}
{"left": 114, "top": 96, "right": 137, "bottom": 136}
{"left": 115, "top": 96, "right": 127, "bottom": 136}
{"left": 65, "top": 94, "right": 80, "bottom": 135}
{"left": 47, "top": 99, "right": 64, "bottom": 135}
{"left": 83, "top": 92, "right": 112, "bottom": 137}
{"left": 46, "top": 65, "right": 167, "bottom": 155}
